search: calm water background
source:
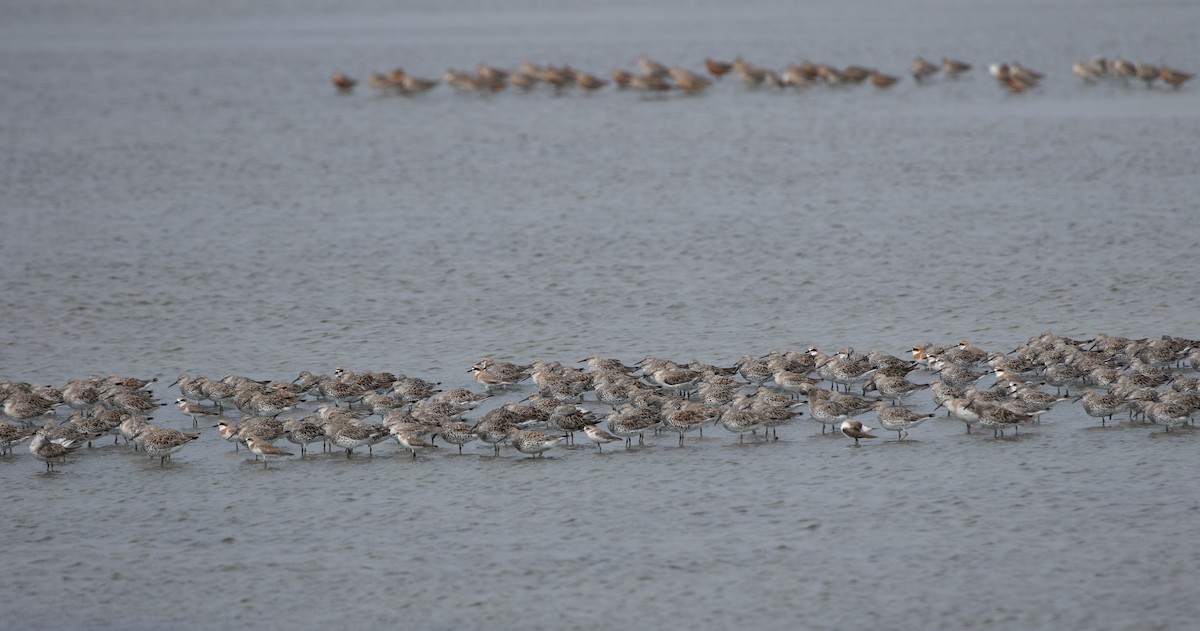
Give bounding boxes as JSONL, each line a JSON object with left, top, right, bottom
{"left": 2, "top": 0, "right": 1199, "bottom": 629}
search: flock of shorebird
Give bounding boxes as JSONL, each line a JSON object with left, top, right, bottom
{"left": 3, "top": 331, "right": 1198, "bottom": 472}
{"left": 329, "top": 54, "right": 1193, "bottom": 96}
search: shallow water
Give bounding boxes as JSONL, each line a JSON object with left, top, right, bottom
{"left": 3, "top": 0, "right": 1200, "bottom": 629}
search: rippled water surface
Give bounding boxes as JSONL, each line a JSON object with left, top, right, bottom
{"left": 3, "top": 0, "right": 1200, "bottom": 629}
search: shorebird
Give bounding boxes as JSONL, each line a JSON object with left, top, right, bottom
{"left": 332, "top": 71, "right": 356, "bottom": 92}
{"left": 368, "top": 71, "right": 396, "bottom": 92}
{"left": 29, "top": 430, "right": 76, "bottom": 471}
{"left": 321, "top": 418, "right": 387, "bottom": 457}
{"left": 646, "top": 365, "right": 702, "bottom": 397}
{"left": 550, "top": 403, "right": 595, "bottom": 440}
{"left": 444, "top": 69, "right": 481, "bottom": 93}
{"left": 580, "top": 355, "right": 638, "bottom": 374}
{"left": 872, "top": 402, "right": 934, "bottom": 440}
{"left": 431, "top": 387, "right": 489, "bottom": 410}
{"left": 1010, "top": 62, "right": 1044, "bottom": 82}
{"left": 392, "top": 375, "right": 442, "bottom": 400}
{"left": 661, "top": 401, "right": 717, "bottom": 445}
{"left": 815, "top": 64, "right": 844, "bottom": 86}
{"left": 965, "top": 398, "right": 1032, "bottom": 438}
{"left": 732, "top": 57, "right": 767, "bottom": 86}
{"left": 715, "top": 404, "right": 764, "bottom": 444}
{"left": 0, "top": 424, "right": 35, "bottom": 455}
{"left": 1007, "top": 383, "right": 1069, "bottom": 409}
{"left": 1110, "top": 57, "right": 1136, "bottom": 81}
{"left": 508, "top": 70, "right": 539, "bottom": 90}
{"left": 171, "top": 374, "right": 208, "bottom": 403}
{"left": 399, "top": 73, "right": 439, "bottom": 95}
{"left": 637, "top": 55, "right": 669, "bottom": 79}
{"left": 1140, "top": 399, "right": 1193, "bottom": 432}
{"left": 133, "top": 426, "right": 200, "bottom": 466}
{"left": 282, "top": 417, "right": 325, "bottom": 455}
{"left": 508, "top": 429, "right": 565, "bottom": 458}
{"left": 941, "top": 57, "right": 971, "bottom": 77}
{"left": 574, "top": 70, "right": 608, "bottom": 91}
{"left": 864, "top": 373, "right": 929, "bottom": 402}
{"left": 773, "top": 370, "right": 820, "bottom": 399}
{"left": 942, "top": 396, "right": 980, "bottom": 433}
{"left": 582, "top": 424, "right": 621, "bottom": 452}
{"left": 705, "top": 58, "right": 732, "bottom": 78}
{"left": 668, "top": 66, "right": 711, "bottom": 94}
{"left": 1073, "top": 61, "right": 1102, "bottom": 83}
{"left": 176, "top": 397, "right": 219, "bottom": 427}
{"left": 4, "top": 392, "right": 56, "bottom": 423}
{"left": 941, "top": 340, "right": 989, "bottom": 368}
{"left": 803, "top": 389, "right": 853, "bottom": 434}
{"left": 911, "top": 57, "right": 939, "bottom": 83}
{"left": 870, "top": 70, "right": 899, "bottom": 88}
{"left": 1159, "top": 65, "right": 1193, "bottom": 89}
{"left": 1134, "top": 62, "right": 1159, "bottom": 88}
{"left": 629, "top": 73, "right": 671, "bottom": 93}
{"left": 781, "top": 63, "right": 814, "bottom": 87}
{"left": 61, "top": 380, "right": 101, "bottom": 410}
{"left": 40, "top": 419, "right": 96, "bottom": 449}
{"left": 66, "top": 412, "right": 121, "bottom": 448}
{"left": 840, "top": 419, "right": 876, "bottom": 446}
{"left": 929, "top": 357, "right": 989, "bottom": 389}
{"left": 392, "top": 429, "right": 436, "bottom": 459}
{"left": 606, "top": 405, "right": 661, "bottom": 447}
{"left": 473, "top": 414, "right": 517, "bottom": 456}
{"left": 475, "top": 358, "right": 531, "bottom": 383}
{"left": 245, "top": 436, "right": 294, "bottom": 468}
{"left": 842, "top": 65, "right": 871, "bottom": 84}
{"left": 735, "top": 355, "right": 773, "bottom": 385}
{"left": 817, "top": 350, "right": 877, "bottom": 392}
{"left": 538, "top": 65, "right": 572, "bottom": 92}
{"left": 437, "top": 421, "right": 479, "bottom": 454}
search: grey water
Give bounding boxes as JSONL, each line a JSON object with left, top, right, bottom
{"left": 2, "top": 0, "right": 1200, "bottom": 629}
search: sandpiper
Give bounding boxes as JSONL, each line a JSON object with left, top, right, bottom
{"left": 705, "top": 58, "right": 732, "bottom": 78}
{"left": 839, "top": 419, "right": 876, "bottom": 446}
{"left": 438, "top": 421, "right": 479, "bottom": 454}
{"left": 872, "top": 402, "right": 934, "bottom": 440}
{"left": 668, "top": 66, "right": 712, "bottom": 94}
{"left": 29, "top": 430, "right": 75, "bottom": 471}
{"left": 661, "top": 401, "right": 716, "bottom": 446}
{"left": 1134, "top": 62, "right": 1158, "bottom": 88}
{"left": 245, "top": 436, "right": 294, "bottom": 468}
{"left": 508, "top": 429, "right": 565, "bottom": 458}
{"left": 582, "top": 424, "right": 620, "bottom": 452}
{"left": 0, "top": 424, "right": 35, "bottom": 455}
{"left": 1159, "top": 65, "right": 1193, "bottom": 89}
{"left": 715, "top": 407, "right": 764, "bottom": 444}
{"left": 332, "top": 71, "right": 356, "bottom": 92}
{"left": 941, "top": 57, "right": 971, "bottom": 77}
{"left": 911, "top": 57, "right": 939, "bottom": 82}
{"left": 282, "top": 417, "right": 325, "bottom": 455}
{"left": 606, "top": 405, "right": 661, "bottom": 447}
{"left": 134, "top": 426, "right": 200, "bottom": 466}
{"left": 870, "top": 70, "right": 899, "bottom": 88}
{"left": 176, "top": 397, "right": 219, "bottom": 427}
{"left": 574, "top": 70, "right": 608, "bottom": 91}
{"left": 736, "top": 355, "right": 773, "bottom": 385}
{"left": 393, "top": 428, "right": 436, "bottom": 459}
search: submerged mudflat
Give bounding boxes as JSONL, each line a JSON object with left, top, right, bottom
{"left": 3, "top": 0, "right": 1200, "bottom": 629}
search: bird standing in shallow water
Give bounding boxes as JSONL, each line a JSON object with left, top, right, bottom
{"left": 246, "top": 436, "right": 294, "bottom": 468}
{"left": 29, "top": 430, "right": 76, "bottom": 471}
{"left": 508, "top": 429, "right": 565, "bottom": 458}
{"left": 840, "top": 419, "right": 876, "bottom": 446}
{"left": 582, "top": 424, "right": 620, "bottom": 451}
